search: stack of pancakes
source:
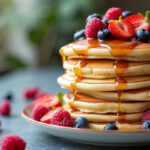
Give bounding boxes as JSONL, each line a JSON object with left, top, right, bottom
{"left": 57, "top": 39, "right": 150, "bottom": 130}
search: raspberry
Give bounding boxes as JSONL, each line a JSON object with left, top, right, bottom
{"left": 103, "top": 7, "right": 122, "bottom": 20}
{"left": 50, "top": 109, "right": 73, "bottom": 127}
{"left": 85, "top": 17, "right": 106, "bottom": 38}
{"left": 1, "top": 134, "right": 26, "bottom": 150}
{"left": 0, "top": 100, "right": 10, "bottom": 116}
{"left": 23, "top": 86, "right": 39, "bottom": 99}
{"left": 142, "top": 110, "right": 150, "bottom": 123}
{"left": 32, "top": 104, "right": 49, "bottom": 121}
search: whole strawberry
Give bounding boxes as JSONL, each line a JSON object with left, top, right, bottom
{"left": 0, "top": 100, "right": 10, "bottom": 116}
{"left": 85, "top": 17, "right": 106, "bottom": 38}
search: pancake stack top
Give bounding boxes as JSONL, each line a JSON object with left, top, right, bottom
{"left": 57, "top": 7, "right": 150, "bottom": 130}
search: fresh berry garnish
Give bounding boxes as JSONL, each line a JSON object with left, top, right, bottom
{"left": 23, "top": 86, "right": 39, "bottom": 99}
{"left": 122, "top": 10, "right": 133, "bottom": 18}
{"left": 35, "top": 91, "right": 47, "bottom": 99}
{"left": 3, "top": 91, "right": 13, "bottom": 101}
{"left": 103, "top": 7, "right": 122, "bottom": 20}
{"left": 124, "top": 14, "right": 150, "bottom": 32}
{"left": 50, "top": 109, "right": 73, "bottom": 127}
{"left": 142, "top": 110, "right": 150, "bottom": 123}
{"left": 102, "top": 18, "right": 110, "bottom": 27}
{"left": 104, "top": 123, "right": 118, "bottom": 130}
{"left": 136, "top": 29, "right": 150, "bottom": 42}
{"left": 1, "top": 134, "right": 26, "bottom": 150}
{"left": 32, "top": 94, "right": 61, "bottom": 109}
{"left": 74, "top": 117, "right": 89, "bottom": 128}
{"left": 85, "top": 17, "right": 106, "bottom": 38}
{"left": 73, "top": 29, "right": 85, "bottom": 40}
{"left": 40, "top": 109, "right": 56, "bottom": 124}
{"left": 0, "top": 100, "right": 10, "bottom": 116}
{"left": 109, "top": 19, "right": 135, "bottom": 39}
{"left": 97, "top": 28, "right": 112, "bottom": 40}
{"left": 142, "top": 120, "right": 150, "bottom": 130}
{"left": 32, "top": 104, "right": 49, "bottom": 121}
{"left": 86, "top": 13, "right": 102, "bottom": 23}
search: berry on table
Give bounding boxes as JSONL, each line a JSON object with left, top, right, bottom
{"left": 3, "top": 91, "right": 13, "bottom": 101}
{"left": 85, "top": 17, "right": 106, "bottom": 38}
{"left": 32, "top": 104, "right": 49, "bottom": 121}
{"left": 142, "top": 110, "right": 150, "bottom": 123}
{"left": 73, "top": 29, "right": 85, "bottom": 41}
{"left": 136, "top": 29, "right": 150, "bottom": 42}
{"left": 0, "top": 100, "right": 10, "bottom": 116}
{"left": 103, "top": 7, "right": 122, "bottom": 20}
{"left": 74, "top": 117, "right": 89, "bottom": 128}
{"left": 102, "top": 18, "right": 110, "bottom": 27}
{"left": 86, "top": 13, "right": 102, "bottom": 23}
{"left": 1, "top": 134, "right": 26, "bottom": 150}
{"left": 50, "top": 109, "right": 74, "bottom": 127}
{"left": 142, "top": 120, "right": 150, "bottom": 130}
{"left": 104, "top": 123, "right": 118, "bottom": 130}
{"left": 97, "top": 28, "right": 112, "bottom": 40}
{"left": 122, "top": 10, "right": 133, "bottom": 18}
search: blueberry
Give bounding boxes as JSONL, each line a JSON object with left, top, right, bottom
{"left": 3, "top": 91, "right": 13, "bottom": 101}
{"left": 104, "top": 123, "right": 118, "bottom": 130}
{"left": 97, "top": 29, "right": 112, "bottom": 41}
{"left": 142, "top": 120, "right": 150, "bottom": 130}
{"left": 74, "top": 117, "right": 89, "bottom": 128}
{"left": 136, "top": 29, "right": 150, "bottom": 42}
{"left": 86, "top": 13, "right": 102, "bottom": 23}
{"left": 122, "top": 10, "right": 133, "bottom": 18}
{"left": 73, "top": 29, "right": 85, "bottom": 41}
{"left": 102, "top": 18, "right": 109, "bottom": 27}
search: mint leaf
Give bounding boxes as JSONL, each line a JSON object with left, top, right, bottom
{"left": 57, "top": 91, "right": 63, "bottom": 105}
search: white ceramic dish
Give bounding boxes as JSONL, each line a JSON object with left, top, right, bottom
{"left": 22, "top": 105, "right": 150, "bottom": 146}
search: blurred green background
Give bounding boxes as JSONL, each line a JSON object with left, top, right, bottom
{"left": 0, "top": 0, "right": 149, "bottom": 75}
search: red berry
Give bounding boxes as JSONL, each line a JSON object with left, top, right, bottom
{"left": 103, "top": 7, "right": 122, "bottom": 20}
{"left": 32, "top": 104, "right": 49, "bottom": 121}
{"left": 23, "top": 86, "right": 39, "bottom": 99}
{"left": 109, "top": 20, "right": 135, "bottom": 39}
{"left": 35, "top": 91, "right": 47, "bottom": 99}
{"left": 142, "top": 110, "right": 150, "bottom": 123}
{"left": 0, "top": 100, "right": 10, "bottom": 116}
{"left": 32, "top": 94, "right": 61, "bottom": 109}
{"left": 124, "top": 14, "right": 150, "bottom": 32}
{"left": 1, "top": 134, "right": 26, "bottom": 150}
{"left": 85, "top": 17, "right": 106, "bottom": 38}
{"left": 40, "top": 109, "right": 56, "bottom": 124}
{"left": 50, "top": 109, "right": 74, "bottom": 127}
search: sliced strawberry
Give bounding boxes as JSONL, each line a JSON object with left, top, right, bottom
{"left": 109, "top": 20, "right": 135, "bottom": 39}
{"left": 32, "top": 94, "right": 61, "bottom": 109}
{"left": 40, "top": 109, "right": 56, "bottom": 124}
{"left": 124, "top": 15, "right": 150, "bottom": 32}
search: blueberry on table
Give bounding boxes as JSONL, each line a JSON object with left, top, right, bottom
{"left": 142, "top": 120, "right": 150, "bottom": 130}
{"left": 122, "top": 10, "right": 133, "bottom": 18}
{"left": 102, "top": 18, "right": 109, "bottom": 27}
{"left": 73, "top": 29, "right": 85, "bottom": 41}
{"left": 3, "top": 91, "right": 13, "bottom": 101}
{"left": 97, "top": 28, "right": 112, "bottom": 40}
{"left": 74, "top": 117, "right": 89, "bottom": 128}
{"left": 136, "top": 29, "right": 150, "bottom": 42}
{"left": 104, "top": 123, "right": 118, "bottom": 130}
{"left": 86, "top": 13, "right": 102, "bottom": 23}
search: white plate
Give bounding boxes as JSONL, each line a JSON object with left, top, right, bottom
{"left": 22, "top": 105, "right": 150, "bottom": 146}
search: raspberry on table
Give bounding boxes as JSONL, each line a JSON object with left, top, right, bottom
{"left": 32, "top": 104, "right": 49, "bottom": 121}
{"left": 1, "top": 134, "right": 26, "bottom": 150}
{"left": 0, "top": 100, "right": 10, "bottom": 116}
{"left": 50, "top": 109, "right": 74, "bottom": 127}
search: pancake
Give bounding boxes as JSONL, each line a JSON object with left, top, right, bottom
{"left": 57, "top": 74, "right": 150, "bottom": 91}
{"left": 60, "top": 39, "right": 150, "bottom": 61}
{"left": 64, "top": 92, "right": 150, "bottom": 113}
{"left": 64, "top": 59, "right": 150, "bottom": 78}
{"left": 78, "top": 89, "right": 150, "bottom": 101}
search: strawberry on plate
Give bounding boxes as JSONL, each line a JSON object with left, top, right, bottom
{"left": 32, "top": 94, "right": 61, "bottom": 109}
{"left": 124, "top": 14, "right": 150, "bottom": 32}
{"left": 109, "top": 19, "right": 135, "bottom": 39}
{"left": 40, "top": 109, "right": 56, "bottom": 124}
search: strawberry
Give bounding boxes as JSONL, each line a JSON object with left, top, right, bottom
{"left": 124, "top": 14, "right": 150, "bottom": 32}
{"left": 40, "top": 109, "right": 56, "bottom": 124}
{"left": 103, "top": 7, "right": 122, "bottom": 20}
{"left": 32, "top": 94, "right": 61, "bottom": 109}
{"left": 109, "top": 19, "right": 135, "bottom": 39}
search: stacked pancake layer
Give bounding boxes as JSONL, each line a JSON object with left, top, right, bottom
{"left": 57, "top": 39, "right": 150, "bottom": 130}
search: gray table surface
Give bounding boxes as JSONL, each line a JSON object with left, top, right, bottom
{"left": 0, "top": 66, "right": 150, "bottom": 150}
